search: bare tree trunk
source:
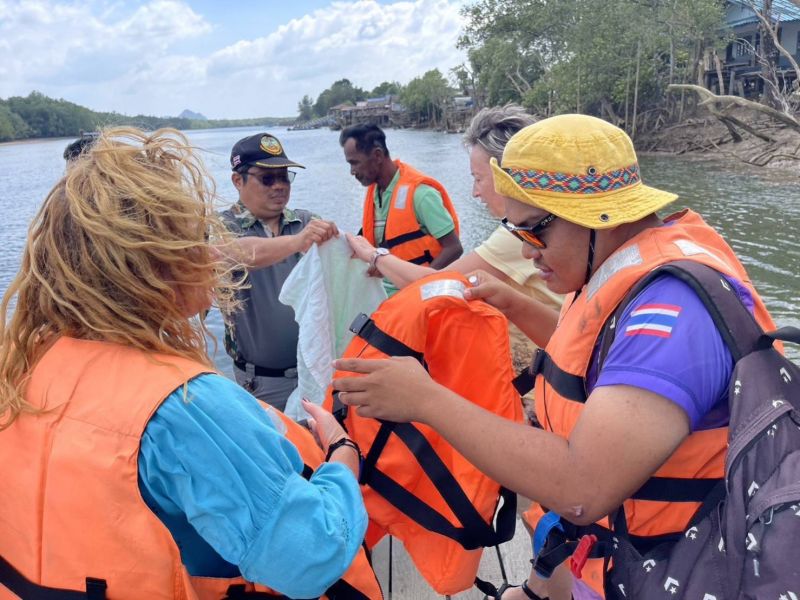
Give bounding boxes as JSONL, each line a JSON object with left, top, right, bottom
{"left": 632, "top": 41, "right": 642, "bottom": 139}
{"left": 747, "top": 0, "right": 800, "bottom": 86}
{"left": 694, "top": 38, "right": 707, "bottom": 88}
{"left": 669, "top": 83, "right": 800, "bottom": 132}
{"left": 714, "top": 50, "right": 726, "bottom": 95}
{"left": 753, "top": 0, "right": 782, "bottom": 108}
{"left": 624, "top": 60, "right": 632, "bottom": 133}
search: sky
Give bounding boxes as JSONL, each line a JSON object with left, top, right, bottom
{"left": 0, "top": 0, "right": 469, "bottom": 119}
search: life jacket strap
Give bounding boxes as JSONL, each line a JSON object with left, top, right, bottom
{"left": 348, "top": 313, "right": 424, "bottom": 363}
{"left": 223, "top": 584, "right": 286, "bottom": 598}
{"left": 630, "top": 476, "right": 722, "bottom": 502}
{"left": 407, "top": 249, "right": 435, "bottom": 266}
{"left": 361, "top": 420, "right": 517, "bottom": 550}
{"left": 0, "top": 555, "right": 107, "bottom": 600}
{"left": 349, "top": 313, "right": 516, "bottom": 549}
{"left": 529, "top": 349, "right": 587, "bottom": 403}
{"left": 512, "top": 367, "right": 535, "bottom": 396}
{"left": 382, "top": 229, "right": 427, "bottom": 250}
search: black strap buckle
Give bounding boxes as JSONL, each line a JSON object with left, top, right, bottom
{"left": 530, "top": 348, "right": 546, "bottom": 377}
{"left": 348, "top": 313, "right": 370, "bottom": 336}
{"left": 85, "top": 578, "right": 107, "bottom": 600}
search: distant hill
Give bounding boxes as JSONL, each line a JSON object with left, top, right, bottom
{"left": 0, "top": 91, "right": 294, "bottom": 143}
{"left": 179, "top": 109, "right": 207, "bottom": 120}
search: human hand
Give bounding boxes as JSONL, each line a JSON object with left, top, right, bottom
{"left": 463, "top": 269, "right": 520, "bottom": 316}
{"left": 295, "top": 220, "right": 339, "bottom": 253}
{"left": 345, "top": 232, "right": 376, "bottom": 263}
{"left": 332, "top": 357, "right": 441, "bottom": 422}
{"left": 301, "top": 398, "right": 348, "bottom": 454}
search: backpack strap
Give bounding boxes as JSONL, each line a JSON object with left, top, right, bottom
{"left": 348, "top": 313, "right": 517, "bottom": 550}
{"left": 599, "top": 260, "right": 766, "bottom": 366}
{"left": 597, "top": 260, "right": 775, "bottom": 553}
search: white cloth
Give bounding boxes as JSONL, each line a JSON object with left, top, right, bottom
{"left": 279, "top": 235, "right": 387, "bottom": 421}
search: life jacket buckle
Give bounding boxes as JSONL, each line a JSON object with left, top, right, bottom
{"left": 530, "top": 348, "right": 546, "bottom": 377}
{"left": 348, "top": 312, "right": 370, "bottom": 336}
{"left": 569, "top": 534, "right": 597, "bottom": 579}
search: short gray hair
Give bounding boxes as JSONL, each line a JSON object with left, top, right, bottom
{"left": 463, "top": 104, "right": 536, "bottom": 162}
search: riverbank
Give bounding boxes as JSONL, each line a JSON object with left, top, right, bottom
{"left": 639, "top": 110, "right": 800, "bottom": 173}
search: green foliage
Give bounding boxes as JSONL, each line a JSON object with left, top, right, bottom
{"left": 312, "top": 79, "right": 366, "bottom": 117}
{"left": 460, "top": 0, "right": 728, "bottom": 129}
{"left": 0, "top": 103, "right": 29, "bottom": 142}
{"left": 297, "top": 95, "right": 314, "bottom": 121}
{"left": 369, "top": 81, "right": 403, "bottom": 98}
{"left": 0, "top": 91, "right": 294, "bottom": 142}
{"left": 400, "top": 69, "right": 454, "bottom": 126}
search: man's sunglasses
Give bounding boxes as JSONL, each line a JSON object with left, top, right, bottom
{"left": 244, "top": 170, "right": 296, "bottom": 186}
{"left": 501, "top": 213, "right": 557, "bottom": 249}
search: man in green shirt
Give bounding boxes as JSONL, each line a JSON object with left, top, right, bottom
{"left": 340, "top": 123, "right": 462, "bottom": 295}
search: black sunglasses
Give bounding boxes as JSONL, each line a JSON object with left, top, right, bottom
{"left": 501, "top": 214, "right": 557, "bottom": 249}
{"left": 245, "top": 170, "right": 296, "bottom": 186}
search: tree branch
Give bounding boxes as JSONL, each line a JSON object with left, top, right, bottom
{"left": 668, "top": 84, "right": 800, "bottom": 133}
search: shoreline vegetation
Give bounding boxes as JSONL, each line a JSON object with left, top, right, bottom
{"left": 4, "top": 0, "right": 800, "bottom": 170}
{"left": 0, "top": 91, "right": 294, "bottom": 144}
{"left": 3, "top": 90, "right": 796, "bottom": 174}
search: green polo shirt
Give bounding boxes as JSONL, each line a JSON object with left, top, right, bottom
{"left": 373, "top": 168, "right": 456, "bottom": 295}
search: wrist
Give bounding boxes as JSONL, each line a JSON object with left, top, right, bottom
{"left": 325, "top": 437, "right": 361, "bottom": 462}
{"left": 290, "top": 234, "right": 304, "bottom": 254}
{"left": 325, "top": 437, "right": 363, "bottom": 480}
{"left": 414, "top": 380, "right": 450, "bottom": 426}
{"left": 369, "top": 247, "right": 390, "bottom": 270}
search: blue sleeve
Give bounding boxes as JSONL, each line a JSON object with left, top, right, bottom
{"left": 593, "top": 275, "right": 739, "bottom": 430}
{"left": 138, "top": 374, "right": 368, "bottom": 598}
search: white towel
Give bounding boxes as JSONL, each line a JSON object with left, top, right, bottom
{"left": 279, "top": 235, "right": 387, "bottom": 421}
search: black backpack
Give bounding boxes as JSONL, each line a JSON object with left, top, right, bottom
{"left": 600, "top": 261, "right": 800, "bottom": 599}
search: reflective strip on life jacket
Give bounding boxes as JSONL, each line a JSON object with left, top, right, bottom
{"left": 361, "top": 160, "right": 459, "bottom": 266}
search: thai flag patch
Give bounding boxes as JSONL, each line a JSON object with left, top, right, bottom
{"left": 625, "top": 304, "right": 682, "bottom": 338}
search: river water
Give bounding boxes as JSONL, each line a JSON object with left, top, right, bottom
{"left": 1, "top": 126, "right": 798, "bottom": 368}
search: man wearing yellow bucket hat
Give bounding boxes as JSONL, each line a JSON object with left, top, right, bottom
{"left": 331, "top": 114, "right": 780, "bottom": 599}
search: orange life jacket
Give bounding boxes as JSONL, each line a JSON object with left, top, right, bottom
{"left": 525, "top": 210, "right": 776, "bottom": 596}
{"left": 362, "top": 160, "right": 460, "bottom": 266}
{"left": 324, "top": 272, "right": 523, "bottom": 595}
{"left": 0, "top": 337, "right": 380, "bottom": 600}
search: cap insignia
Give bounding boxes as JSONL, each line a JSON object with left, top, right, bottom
{"left": 260, "top": 135, "right": 283, "bottom": 155}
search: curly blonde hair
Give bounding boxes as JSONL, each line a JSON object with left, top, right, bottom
{"left": 0, "top": 127, "right": 242, "bottom": 428}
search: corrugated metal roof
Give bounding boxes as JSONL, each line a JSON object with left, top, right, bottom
{"left": 728, "top": 0, "right": 800, "bottom": 26}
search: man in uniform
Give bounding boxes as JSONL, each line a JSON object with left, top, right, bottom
{"left": 222, "top": 132, "right": 337, "bottom": 411}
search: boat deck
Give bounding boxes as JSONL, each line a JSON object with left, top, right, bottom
{"left": 370, "top": 509, "right": 534, "bottom": 599}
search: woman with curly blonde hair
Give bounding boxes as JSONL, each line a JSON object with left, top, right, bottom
{"left": 0, "top": 128, "right": 372, "bottom": 599}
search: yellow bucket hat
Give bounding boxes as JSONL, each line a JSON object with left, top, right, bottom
{"left": 490, "top": 114, "right": 678, "bottom": 229}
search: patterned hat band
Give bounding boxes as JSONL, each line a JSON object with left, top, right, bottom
{"left": 503, "top": 163, "right": 641, "bottom": 195}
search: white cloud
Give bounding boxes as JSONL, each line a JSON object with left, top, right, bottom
{"left": 0, "top": 0, "right": 468, "bottom": 118}
{"left": 0, "top": 0, "right": 210, "bottom": 95}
